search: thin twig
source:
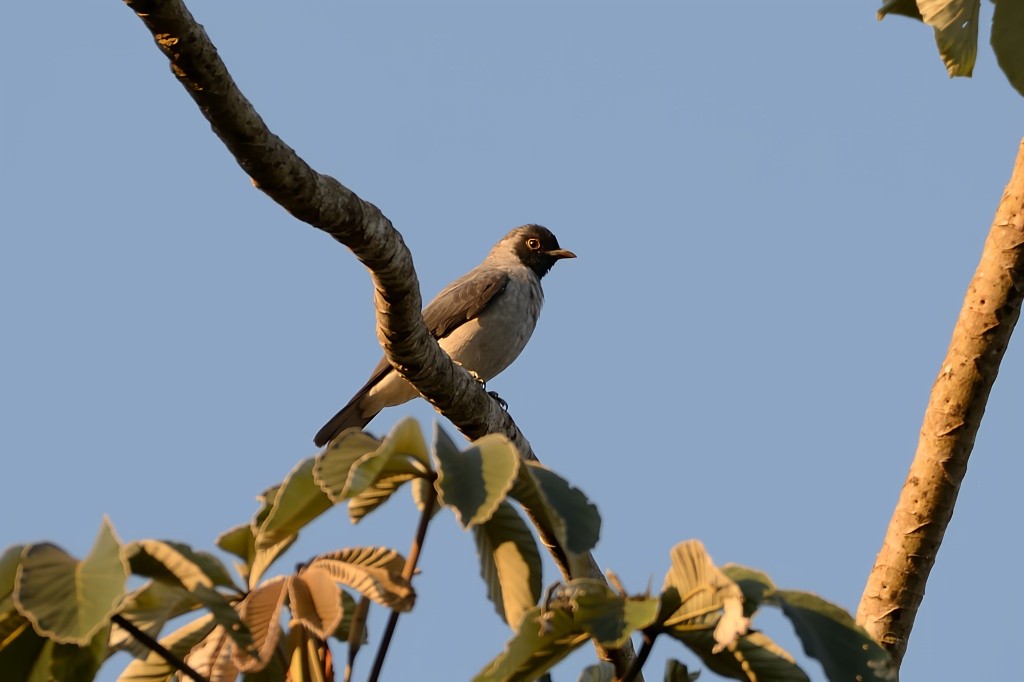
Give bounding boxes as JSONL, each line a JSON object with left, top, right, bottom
{"left": 367, "top": 484, "right": 438, "bottom": 682}
{"left": 111, "top": 613, "right": 206, "bottom": 682}
{"left": 620, "top": 631, "right": 657, "bottom": 682}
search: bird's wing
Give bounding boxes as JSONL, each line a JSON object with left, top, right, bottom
{"left": 422, "top": 267, "right": 510, "bottom": 339}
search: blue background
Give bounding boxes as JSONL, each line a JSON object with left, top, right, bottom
{"left": 2, "top": 2, "right": 1021, "bottom": 680}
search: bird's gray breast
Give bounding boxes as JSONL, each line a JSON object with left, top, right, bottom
{"left": 437, "top": 266, "right": 544, "bottom": 382}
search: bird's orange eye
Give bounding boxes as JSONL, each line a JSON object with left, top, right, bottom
{"left": 526, "top": 238, "right": 541, "bottom": 250}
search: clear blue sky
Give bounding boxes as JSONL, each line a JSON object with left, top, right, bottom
{"left": 2, "top": 2, "right": 1021, "bottom": 680}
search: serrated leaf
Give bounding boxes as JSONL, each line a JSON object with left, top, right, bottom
{"left": 117, "top": 613, "right": 216, "bottom": 682}
{"left": 344, "top": 421, "right": 430, "bottom": 500}
{"left": 657, "top": 541, "right": 747, "bottom": 654}
{"left": 474, "top": 500, "right": 543, "bottom": 628}
{"left": 769, "top": 590, "right": 895, "bottom": 681}
{"left": 109, "top": 581, "right": 198, "bottom": 657}
{"left": 510, "top": 462, "right": 601, "bottom": 555}
{"left": 435, "top": 426, "right": 520, "bottom": 529}
{"left": 578, "top": 662, "right": 615, "bottom": 682}
{"left": 664, "top": 658, "right": 700, "bottom": 682}
{"left": 233, "top": 576, "right": 289, "bottom": 672}
{"left": 184, "top": 623, "right": 239, "bottom": 682}
{"left": 290, "top": 566, "right": 342, "bottom": 639}
{"left": 347, "top": 464, "right": 422, "bottom": 524}
{"left": 992, "top": 0, "right": 1024, "bottom": 97}
{"left": 127, "top": 540, "right": 237, "bottom": 592}
{"left": 313, "top": 431, "right": 381, "bottom": 501}
{"left": 474, "top": 606, "right": 588, "bottom": 682}
{"left": 674, "top": 629, "right": 809, "bottom": 682}
{"left": 307, "top": 547, "right": 414, "bottom": 611}
{"left": 721, "top": 564, "right": 775, "bottom": 618}
{"left": 14, "top": 518, "right": 128, "bottom": 644}
{"left": 256, "top": 457, "right": 334, "bottom": 550}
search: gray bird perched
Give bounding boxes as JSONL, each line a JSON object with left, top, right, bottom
{"left": 314, "top": 224, "right": 575, "bottom": 447}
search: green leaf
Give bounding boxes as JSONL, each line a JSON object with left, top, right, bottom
{"left": 14, "top": 518, "right": 128, "bottom": 645}
{"left": 127, "top": 539, "right": 237, "bottom": 592}
{"left": 675, "top": 629, "right": 808, "bottom": 682}
{"left": 217, "top": 523, "right": 255, "bottom": 565}
{"left": 474, "top": 606, "right": 589, "bottom": 682}
{"left": 664, "top": 658, "right": 700, "bottom": 682}
{"left": 877, "top": 0, "right": 923, "bottom": 20}
{"left": 769, "top": 590, "right": 895, "bottom": 681}
{"left": 0, "top": 545, "right": 24, "bottom": 601}
{"left": 0, "top": 617, "right": 48, "bottom": 681}
{"left": 49, "top": 624, "right": 110, "bottom": 682}
{"left": 556, "top": 579, "right": 659, "bottom": 649}
{"left": 434, "top": 426, "right": 520, "bottom": 528}
{"left": 307, "top": 547, "right": 414, "bottom": 611}
{"left": 117, "top": 613, "right": 216, "bottom": 682}
{"left": 657, "top": 541, "right": 747, "bottom": 654}
{"left": 330, "top": 589, "right": 363, "bottom": 643}
{"left": 992, "top": 0, "right": 1024, "bottom": 97}
{"left": 918, "top": 0, "right": 980, "bottom": 76}
{"left": 191, "top": 583, "right": 254, "bottom": 654}
{"left": 256, "top": 457, "right": 335, "bottom": 550}
{"left": 248, "top": 536, "right": 297, "bottom": 590}
{"left": 312, "top": 430, "right": 382, "bottom": 501}
{"left": 109, "top": 581, "right": 198, "bottom": 657}
{"left": 347, "top": 460, "right": 423, "bottom": 524}
{"left": 721, "top": 564, "right": 775, "bottom": 618}
{"left": 578, "top": 662, "right": 615, "bottom": 682}
{"left": 474, "top": 500, "right": 543, "bottom": 628}
{"left": 344, "top": 419, "right": 430, "bottom": 500}
{"left": 510, "top": 462, "right": 601, "bottom": 555}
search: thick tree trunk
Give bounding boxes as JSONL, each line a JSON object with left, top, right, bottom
{"left": 857, "top": 139, "right": 1024, "bottom": 669}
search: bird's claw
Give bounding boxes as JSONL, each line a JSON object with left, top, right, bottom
{"left": 488, "top": 391, "right": 509, "bottom": 411}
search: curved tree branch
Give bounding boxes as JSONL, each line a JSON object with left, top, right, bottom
{"left": 122, "top": 0, "right": 637, "bottom": 676}
{"left": 857, "top": 139, "right": 1024, "bottom": 669}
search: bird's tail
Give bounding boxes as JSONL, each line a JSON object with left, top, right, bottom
{"left": 313, "top": 402, "right": 377, "bottom": 448}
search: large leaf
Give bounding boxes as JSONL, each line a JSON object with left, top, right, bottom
{"left": 307, "top": 547, "right": 414, "bottom": 611}
{"left": 312, "top": 430, "right": 382, "bottom": 501}
{"left": 674, "top": 628, "right": 808, "bottom": 682}
{"left": 347, "top": 460, "right": 424, "bottom": 524}
{"left": 289, "top": 566, "right": 343, "bottom": 639}
{"left": 770, "top": 590, "right": 895, "bottom": 681}
{"left": 0, "top": 617, "right": 48, "bottom": 681}
{"left": 0, "top": 545, "right": 23, "bottom": 601}
{"left": 881, "top": 0, "right": 980, "bottom": 76}
{"left": 233, "top": 576, "right": 289, "bottom": 672}
{"left": 509, "top": 462, "right": 601, "bottom": 555}
{"left": 218, "top": 520, "right": 298, "bottom": 590}
{"left": 992, "top": 0, "right": 1024, "bottom": 97}
{"left": 255, "top": 456, "right": 334, "bottom": 549}
{"left": 344, "top": 419, "right": 430, "bottom": 500}
{"left": 283, "top": 624, "right": 332, "bottom": 682}
{"left": 474, "top": 500, "right": 543, "bottom": 628}
{"left": 657, "top": 541, "right": 747, "bottom": 653}
{"left": 721, "top": 564, "right": 775, "bottom": 618}
{"left": 14, "top": 518, "right": 128, "bottom": 644}
{"left": 475, "top": 606, "right": 588, "bottom": 682}
{"left": 183, "top": 623, "right": 239, "bottom": 682}
{"left": 434, "top": 426, "right": 520, "bottom": 528}
{"left": 127, "top": 540, "right": 237, "bottom": 592}
{"left": 117, "top": 614, "right": 216, "bottom": 682}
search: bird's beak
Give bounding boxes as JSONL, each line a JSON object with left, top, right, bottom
{"left": 546, "top": 249, "right": 577, "bottom": 260}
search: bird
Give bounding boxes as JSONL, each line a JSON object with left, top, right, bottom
{"left": 314, "top": 224, "right": 575, "bottom": 447}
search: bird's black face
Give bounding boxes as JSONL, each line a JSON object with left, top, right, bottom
{"left": 512, "top": 224, "right": 576, "bottom": 278}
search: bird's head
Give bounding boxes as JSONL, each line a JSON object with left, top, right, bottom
{"left": 498, "top": 224, "right": 576, "bottom": 278}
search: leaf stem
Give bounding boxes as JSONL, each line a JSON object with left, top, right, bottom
{"left": 111, "top": 613, "right": 207, "bottom": 682}
{"left": 367, "top": 480, "right": 438, "bottom": 682}
{"left": 621, "top": 631, "right": 657, "bottom": 682}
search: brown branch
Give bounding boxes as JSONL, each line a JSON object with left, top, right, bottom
{"left": 121, "top": 1, "right": 639, "bottom": 675}
{"left": 857, "top": 139, "right": 1024, "bottom": 668}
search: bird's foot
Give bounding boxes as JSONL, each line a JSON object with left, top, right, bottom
{"left": 488, "top": 391, "right": 509, "bottom": 411}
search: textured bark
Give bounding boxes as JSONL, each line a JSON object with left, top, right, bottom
{"left": 122, "top": 0, "right": 637, "bottom": 676}
{"left": 857, "top": 140, "right": 1024, "bottom": 668}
